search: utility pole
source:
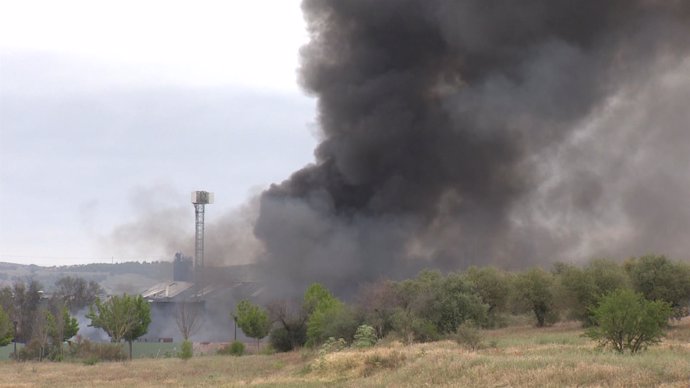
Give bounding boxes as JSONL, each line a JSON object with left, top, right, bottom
{"left": 12, "top": 321, "right": 17, "bottom": 359}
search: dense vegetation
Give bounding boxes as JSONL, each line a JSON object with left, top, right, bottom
{"left": 260, "top": 255, "right": 690, "bottom": 353}
{"left": 0, "top": 254, "right": 688, "bottom": 365}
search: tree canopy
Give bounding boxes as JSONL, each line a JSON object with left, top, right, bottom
{"left": 0, "top": 305, "right": 13, "bottom": 347}
{"left": 585, "top": 289, "right": 672, "bottom": 353}
{"left": 87, "top": 294, "right": 151, "bottom": 359}
{"left": 513, "top": 268, "right": 558, "bottom": 327}
{"left": 52, "top": 276, "right": 103, "bottom": 313}
{"left": 235, "top": 300, "right": 271, "bottom": 352}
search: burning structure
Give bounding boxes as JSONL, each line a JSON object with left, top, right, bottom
{"left": 142, "top": 192, "right": 262, "bottom": 341}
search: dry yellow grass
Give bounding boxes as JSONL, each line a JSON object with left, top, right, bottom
{"left": 1, "top": 318, "right": 689, "bottom": 387}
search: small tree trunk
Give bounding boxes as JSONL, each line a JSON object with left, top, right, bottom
{"left": 129, "top": 340, "right": 133, "bottom": 360}
{"left": 257, "top": 338, "right": 260, "bottom": 353}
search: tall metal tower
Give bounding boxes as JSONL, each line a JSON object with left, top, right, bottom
{"left": 191, "top": 191, "right": 214, "bottom": 295}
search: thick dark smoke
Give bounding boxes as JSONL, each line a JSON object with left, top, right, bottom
{"left": 255, "top": 0, "right": 690, "bottom": 294}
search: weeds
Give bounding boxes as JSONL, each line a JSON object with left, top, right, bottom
{"left": 362, "top": 351, "right": 406, "bottom": 376}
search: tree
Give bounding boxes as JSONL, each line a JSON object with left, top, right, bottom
{"left": 10, "top": 280, "right": 42, "bottom": 343}
{"left": 58, "top": 306, "right": 79, "bottom": 341}
{"left": 354, "top": 280, "right": 399, "bottom": 339}
{"left": 234, "top": 300, "right": 270, "bottom": 352}
{"left": 513, "top": 268, "right": 559, "bottom": 327}
{"left": 420, "top": 273, "right": 488, "bottom": 334}
{"left": 52, "top": 276, "right": 103, "bottom": 313}
{"left": 302, "top": 283, "right": 357, "bottom": 347}
{"left": 87, "top": 294, "right": 151, "bottom": 360}
{"left": 178, "top": 340, "right": 193, "bottom": 360}
{"left": 556, "top": 259, "right": 630, "bottom": 325}
{"left": 175, "top": 301, "right": 203, "bottom": 340}
{"left": 266, "top": 299, "right": 307, "bottom": 352}
{"left": 0, "top": 305, "right": 13, "bottom": 347}
{"left": 625, "top": 255, "right": 690, "bottom": 318}
{"left": 585, "top": 289, "right": 672, "bottom": 353}
{"left": 464, "top": 266, "right": 511, "bottom": 327}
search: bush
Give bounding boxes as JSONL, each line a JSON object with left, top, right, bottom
{"left": 585, "top": 289, "right": 672, "bottom": 353}
{"left": 318, "top": 337, "right": 347, "bottom": 355}
{"left": 269, "top": 323, "right": 307, "bottom": 352}
{"left": 390, "top": 310, "right": 440, "bottom": 344}
{"left": 15, "top": 340, "right": 45, "bottom": 361}
{"left": 67, "top": 338, "right": 127, "bottom": 361}
{"left": 217, "top": 341, "right": 245, "bottom": 356}
{"left": 454, "top": 324, "right": 483, "bottom": 351}
{"left": 362, "top": 351, "right": 406, "bottom": 377}
{"left": 178, "top": 340, "right": 193, "bottom": 360}
{"left": 353, "top": 324, "right": 377, "bottom": 348}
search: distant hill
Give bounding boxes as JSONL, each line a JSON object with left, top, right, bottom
{"left": 0, "top": 261, "right": 261, "bottom": 295}
{"left": 0, "top": 261, "right": 172, "bottom": 294}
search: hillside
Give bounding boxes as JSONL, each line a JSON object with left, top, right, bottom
{"left": 0, "top": 261, "right": 172, "bottom": 294}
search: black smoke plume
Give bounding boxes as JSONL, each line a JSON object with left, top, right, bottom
{"left": 255, "top": 0, "right": 690, "bottom": 295}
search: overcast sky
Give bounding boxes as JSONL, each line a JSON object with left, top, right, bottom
{"left": 0, "top": 0, "right": 317, "bottom": 266}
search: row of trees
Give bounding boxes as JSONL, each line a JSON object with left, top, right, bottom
{"left": 232, "top": 255, "right": 690, "bottom": 353}
{"left": 0, "top": 276, "right": 102, "bottom": 360}
{"left": 0, "top": 276, "right": 154, "bottom": 361}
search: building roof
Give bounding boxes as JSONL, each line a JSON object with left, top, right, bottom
{"left": 142, "top": 281, "right": 194, "bottom": 300}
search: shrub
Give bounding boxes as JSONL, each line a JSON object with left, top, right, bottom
{"left": 178, "top": 340, "right": 193, "bottom": 360}
{"left": 318, "top": 337, "right": 347, "bottom": 355}
{"left": 216, "top": 340, "right": 246, "bottom": 356}
{"left": 585, "top": 289, "right": 672, "bottom": 353}
{"left": 353, "top": 324, "right": 377, "bottom": 348}
{"left": 15, "top": 340, "right": 44, "bottom": 361}
{"left": 270, "top": 325, "right": 307, "bottom": 352}
{"left": 454, "top": 324, "right": 483, "bottom": 351}
{"left": 83, "top": 356, "right": 99, "bottom": 365}
{"left": 362, "top": 351, "right": 406, "bottom": 377}
{"left": 67, "top": 338, "right": 126, "bottom": 361}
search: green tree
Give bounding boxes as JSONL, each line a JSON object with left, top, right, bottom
{"left": 557, "top": 259, "right": 630, "bottom": 325}
{"left": 302, "top": 284, "right": 357, "bottom": 347}
{"left": 234, "top": 300, "right": 271, "bottom": 352}
{"left": 585, "top": 289, "right": 672, "bottom": 353}
{"left": 87, "top": 294, "right": 151, "bottom": 360}
{"left": 423, "top": 273, "right": 488, "bottom": 333}
{"left": 464, "top": 266, "right": 511, "bottom": 327}
{"left": 513, "top": 268, "right": 559, "bottom": 327}
{"left": 625, "top": 255, "right": 690, "bottom": 318}
{"left": 0, "top": 305, "right": 13, "bottom": 347}
{"left": 45, "top": 306, "right": 79, "bottom": 360}
{"left": 178, "top": 340, "right": 193, "bottom": 360}
{"left": 60, "top": 306, "right": 79, "bottom": 341}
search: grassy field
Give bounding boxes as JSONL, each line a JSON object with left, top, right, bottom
{"left": 0, "top": 318, "right": 688, "bottom": 387}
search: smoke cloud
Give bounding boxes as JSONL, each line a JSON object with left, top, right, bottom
{"left": 101, "top": 184, "right": 262, "bottom": 267}
{"left": 254, "top": 0, "right": 690, "bottom": 294}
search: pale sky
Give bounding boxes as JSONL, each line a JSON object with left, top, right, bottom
{"left": 0, "top": 0, "right": 318, "bottom": 265}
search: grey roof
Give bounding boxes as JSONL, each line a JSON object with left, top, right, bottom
{"left": 142, "top": 281, "right": 194, "bottom": 300}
